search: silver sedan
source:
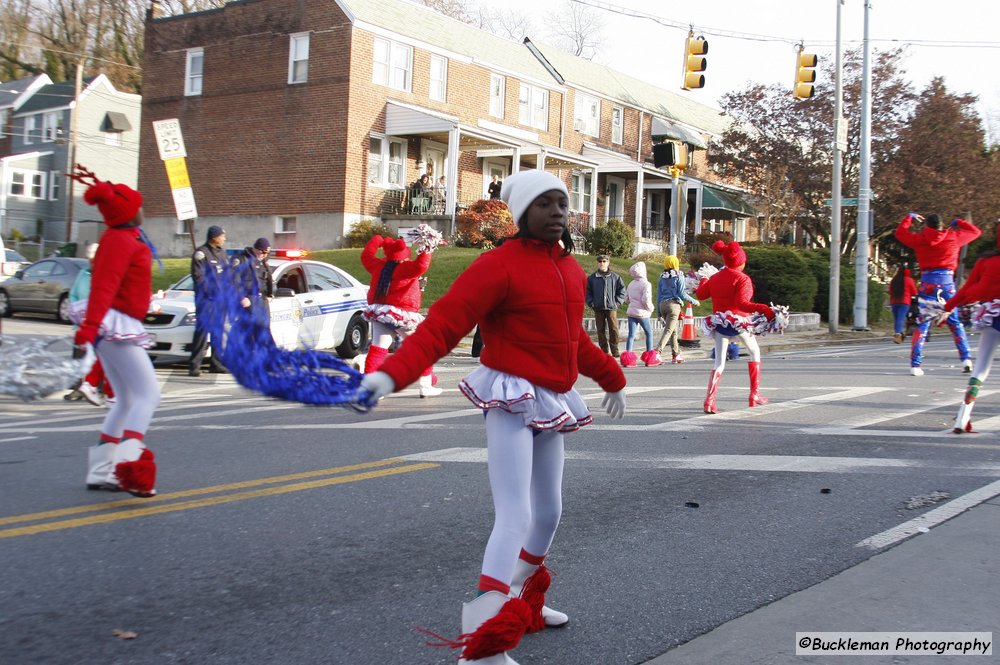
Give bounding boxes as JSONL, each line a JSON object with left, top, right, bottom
{"left": 0, "top": 257, "right": 88, "bottom": 323}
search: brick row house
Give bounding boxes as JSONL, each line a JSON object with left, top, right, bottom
{"left": 1, "top": 74, "right": 141, "bottom": 247}
{"left": 139, "top": 0, "right": 759, "bottom": 256}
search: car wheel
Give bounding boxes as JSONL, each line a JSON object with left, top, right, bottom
{"left": 0, "top": 289, "right": 11, "bottom": 317}
{"left": 335, "top": 313, "right": 368, "bottom": 359}
{"left": 57, "top": 294, "right": 71, "bottom": 323}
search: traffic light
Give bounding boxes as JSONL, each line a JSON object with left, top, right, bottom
{"left": 793, "top": 46, "right": 817, "bottom": 99}
{"left": 682, "top": 33, "right": 708, "bottom": 90}
{"left": 653, "top": 141, "right": 688, "bottom": 169}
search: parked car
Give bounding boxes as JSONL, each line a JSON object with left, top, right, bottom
{"left": 144, "top": 254, "right": 369, "bottom": 360}
{"left": 0, "top": 248, "right": 31, "bottom": 282}
{"left": 0, "top": 256, "right": 88, "bottom": 322}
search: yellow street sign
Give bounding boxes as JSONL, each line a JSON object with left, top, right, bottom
{"left": 164, "top": 157, "right": 191, "bottom": 190}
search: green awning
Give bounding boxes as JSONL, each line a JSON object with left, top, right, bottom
{"left": 702, "top": 184, "right": 756, "bottom": 216}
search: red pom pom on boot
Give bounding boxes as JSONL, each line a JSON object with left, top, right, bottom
{"left": 114, "top": 439, "right": 157, "bottom": 497}
{"left": 619, "top": 351, "right": 637, "bottom": 368}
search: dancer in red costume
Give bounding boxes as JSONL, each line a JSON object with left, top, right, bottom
{"left": 67, "top": 165, "right": 159, "bottom": 497}
{"left": 695, "top": 240, "right": 776, "bottom": 414}
{"left": 360, "top": 170, "right": 626, "bottom": 664}
{"left": 360, "top": 233, "right": 441, "bottom": 397}
{"left": 943, "top": 233, "right": 1000, "bottom": 433}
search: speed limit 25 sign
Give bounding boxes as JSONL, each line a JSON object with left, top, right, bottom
{"left": 152, "top": 118, "right": 188, "bottom": 160}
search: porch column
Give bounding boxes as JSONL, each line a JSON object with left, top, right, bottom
{"left": 633, "top": 167, "right": 644, "bottom": 238}
{"left": 694, "top": 187, "right": 703, "bottom": 235}
{"left": 447, "top": 126, "right": 460, "bottom": 235}
{"left": 588, "top": 168, "right": 597, "bottom": 229}
{"left": 511, "top": 147, "right": 521, "bottom": 175}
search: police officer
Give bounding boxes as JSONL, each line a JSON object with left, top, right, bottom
{"left": 189, "top": 225, "right": 229, "bottom": 376}
{"left": 231, "top": 237, "right": 275, "bottom": 322}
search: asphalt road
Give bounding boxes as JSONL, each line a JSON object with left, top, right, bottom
{"left": 1, "top": 319, "right": 997, "bottom": 665}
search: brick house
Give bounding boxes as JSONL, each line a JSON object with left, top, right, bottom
{"left": 2, "top": 74, "right": 141, "bottom": 246}
{"left": 139, "top": 0, "right": 755, "bottom": 256}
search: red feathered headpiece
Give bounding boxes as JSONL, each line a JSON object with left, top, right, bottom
{"left": 383, "top": 238, "right": 411, "bottom": 262}
{"left": 712, "top": 240, "right": 747, "bottom": 269}
{"left": 68, "top": 164, "right": 143, "bottom": 227}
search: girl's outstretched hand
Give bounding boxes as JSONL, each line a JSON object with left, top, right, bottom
{"left": 602, "top": 390, "right": 626, "bottom": 419}
{"left": 359, "top": 371, "right": 395, "bottom": 407}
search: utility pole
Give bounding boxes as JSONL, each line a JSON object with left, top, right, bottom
{"left": 64, "top": 62, "right": 83, "bottom": 242}
{"left": 829, "top": 0, "right": 845, "bottom": 333}
{"left": 852, "top": 0, "right": 873, "bottom": 330}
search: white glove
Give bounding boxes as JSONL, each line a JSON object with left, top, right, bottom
{"left": 601, "top": 390, "right": 626, "bottom": 419}
{"left": 359, "top": 371, "right": 395, "bottom": 406}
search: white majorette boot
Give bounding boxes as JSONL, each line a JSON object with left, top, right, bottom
{"left": 419, "top": 373, "right": 442, "bottom": 398}
{"left": 453, "top": 591, "right": 529, "bottom": 664}
{"left": 86, "top": 443, "right": 118, "bottom": 491}
{"left": 113, "top": 438, "right": 157, "bottom": 497}
{"left": 953, "top": 378, "right": 982, "bottom": 434}
{"left": 509, "top": 558, "right": 569, "bottom": 631}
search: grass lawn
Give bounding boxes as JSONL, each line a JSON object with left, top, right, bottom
{"left": 152, "top": 246, "right": 709, "bottom": 317}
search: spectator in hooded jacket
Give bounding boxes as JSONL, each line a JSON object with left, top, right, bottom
{"left": 585, "top": 255, "right": 626, "bottom": 357}
{"left": 621, "top": 261, "right": 660, "bottom": 367}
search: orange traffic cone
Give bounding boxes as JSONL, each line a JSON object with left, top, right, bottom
{"left": 679, "top": 303, "right": 700, "bottom": 348}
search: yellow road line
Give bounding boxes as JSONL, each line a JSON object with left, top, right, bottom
{"left": 0, "top": 463, "right": 439, "bottom": 539}
{"left": 0, "top": 457, "right": 411, "bottom": 527}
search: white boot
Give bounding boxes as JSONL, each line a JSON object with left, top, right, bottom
{"left": 86, "top": 443, "right": 118, "bottom": 491}
{"left": 953, "top": 401, "right": 975, "bottom": 433}
{"left": 113, "top": 438, "right": 157, "bottom": 497}
{"left": 419, "top": 374, "right": 442, "bottom": 398}
{"left": 509, "top": 559, "right": 569, "bottom": 629}
{"left": 457, "top": 591, "right": 524, "bottom": 665}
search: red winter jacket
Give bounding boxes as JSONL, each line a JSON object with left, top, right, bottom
{"left": 888, "top": 271, "right": 918, "bottom": 305}
{"left": 893, "top": 215, "right": 981, "bottom": 271}
{"left": 946, "top": 255, "right": 1000, "bottom": 309}
{"left": 378, "top": 238, "right": 626, "bottom": 395}
{"left": 695, "top": 267, "right": 772, "bottom": 318}
{"left": 361, "top": 236, "right": 431, "bottom": 312}
{"left": 83, "top": 226, "right": 152, "bottom": 326}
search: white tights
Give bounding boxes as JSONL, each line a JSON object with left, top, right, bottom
{"left": 96, "top": 341, "right": 160, "bottom": 440}
{"left": 371, "top": 320, "right": 412, "bottom": 350}
{"left": 481, "top": 409, "right": 565, "bottom": 585}
{"left": 970, "top": 327, "right": 999, "bottom": 382}
{"left": 712, "top": 332, "right": 761, "bottom": 371}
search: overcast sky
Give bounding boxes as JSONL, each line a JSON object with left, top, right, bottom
{"left": 502, "top": 0, "right": 1000, "bottom": 137}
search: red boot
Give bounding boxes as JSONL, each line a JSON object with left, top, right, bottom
{"left": 363, "top": 345, "right": 389, "bottom": 374}
{"left": 748, "top": 361, "right": 768, "bottom": 407}
{"left": 704, "top": 370, "right": 722, "bottom": 414}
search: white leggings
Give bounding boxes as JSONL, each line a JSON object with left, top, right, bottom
{"left": 481, "top": 409, "right": 565, "bottom": 585}
{"left": 96, "top": 341, "right": 160, "bottom": 440}
{"left": 712, "top": 331, "right": 761, "bottom": 371}
{"left": 371, "top": 320, "right": 409, "bottom": 349}
{"left": 970, "top": 327, "right": 999, "bottom": 382}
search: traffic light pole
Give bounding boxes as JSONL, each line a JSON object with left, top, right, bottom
{"left": 853, "top": 0, "right": 873, "bottom": 331}
{"left": 829, "top": 0, "right": 844, "bottom": 333}
{"left": 670, "top": 167, "right": 680, "bottom": 256}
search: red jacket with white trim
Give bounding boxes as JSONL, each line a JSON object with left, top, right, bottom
{"left": 378, "top": 238, "right": 626, "bottom": 395}
{"left": 946, "top": 255, "right": 1000, "bottom": 309}
{"left": 83, "top": 226, "right": 152, "bottom": 326}
{"left": 894, "top": 215, "right": 981, "bottom": 271}
{"left": 695, "top": 267, "right": 772, "bottom": 318}
{"left": 361, "top": 236, "right": 431, "bottom": 312}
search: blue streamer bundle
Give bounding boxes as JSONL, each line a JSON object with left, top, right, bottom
{"left": 198, "top": 263, "right": 373, "bottom": 412}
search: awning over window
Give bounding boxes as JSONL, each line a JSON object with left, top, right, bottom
{"left": 102, "top": 111, "right": 131, "bottom": 132}
{"left": 650, "top": 117, "right": 707, "bottom": 150}
{"left": 702, "top": 184, "right": 756, "bottom": 216}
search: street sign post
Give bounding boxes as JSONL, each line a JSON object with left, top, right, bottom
{"left": 823, "top": 197, "right": 859, "bottom": 207}
{"left": 152, "top": 119, "right": 197, "bottom": 225}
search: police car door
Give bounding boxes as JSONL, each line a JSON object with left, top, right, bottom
{"left": 269, "top": 264, "right": 305, "bottom": 350}
{"left": 299, "top": 263, "right": 365, "bottom": 350}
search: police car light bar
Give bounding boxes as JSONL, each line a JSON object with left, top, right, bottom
{"left": 273, "top": 249, "right": 308, "bottom": 259}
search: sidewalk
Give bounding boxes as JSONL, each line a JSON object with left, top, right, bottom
{"left": 645, "top": 496, "right": 1000, "bottom": 664}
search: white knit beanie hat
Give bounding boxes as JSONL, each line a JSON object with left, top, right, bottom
{"left": 500, "top": 170, "right": 569, "bottom": 225}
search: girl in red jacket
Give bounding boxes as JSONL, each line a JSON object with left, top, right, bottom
{"left": 944, "top": 234, "right": 1000, "bottom": 433}
{"left": 888, "top": 265, "right": 918, "bottom": 344}
{"left": 360, "top": 234, "right": 440, "bottom": 397}
{"left": 695, "top": 240, "right": 776, "bottom": 414}
{"left": 68, "top": 166, "right": 159, "bottom": 497}
{"left": 361, "top": 170, "right": 626, "bottom": 665}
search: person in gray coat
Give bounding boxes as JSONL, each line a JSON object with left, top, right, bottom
{"left": 586, "top": 255, "right": 627, "bottom": 357}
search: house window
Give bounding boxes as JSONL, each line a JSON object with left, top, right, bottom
{"left": 573, "top": 93, "right": 599, "bottom": 137}
{"left": 288, "top": 33, "right": 309, "bottom": 84}
{"left": 611, "top": 106, "right": 623, "bottom": 145}
{"left": 10, "top": 169, "right": 45, "bottom": 199}
{"left": 185, "top": 48, "right": 204, "bottom": 96}
{"left": 518, "top": 84, "right": 548, "bottom": 131}
{"left": 104, "top": 131, "right": 122, "bottom": 147}
{"left": 489, "top": 73, "right": 505, "bottom": 118}
{"left": 24, "top": 115, "right": 36, "bottom": 144}
{"left": 49, "top": 171, "right": 60, "bottom": 200}
{"left": 368, "top": 135, "right": 406, "bottom": 188}
{"left": 276, "top": 216, "right": 297, "bottom": 235}
{"left": 429, "top": 54, "right": 447, "bottom": 102}
{"left": 373, "top": 37, "right": 412, "bottom": 92}
{"left": 570, "top": 172, "right": 592, "bottom": 213}
{"left": 42, "top": 112, "right": 59, "bottom": 142}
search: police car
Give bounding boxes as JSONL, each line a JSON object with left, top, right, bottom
{"left": 143, "top": 251, "right": 369, "bottom": 360}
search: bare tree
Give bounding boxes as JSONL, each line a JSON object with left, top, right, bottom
{"left": 0, "top": 0, "right": 43, "bottom": 79}
{"left": 475, "top": 6, "right": 534, "bottom": 41}
{"left": 544, "top": 0, "right": 604, "bottom": 59}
